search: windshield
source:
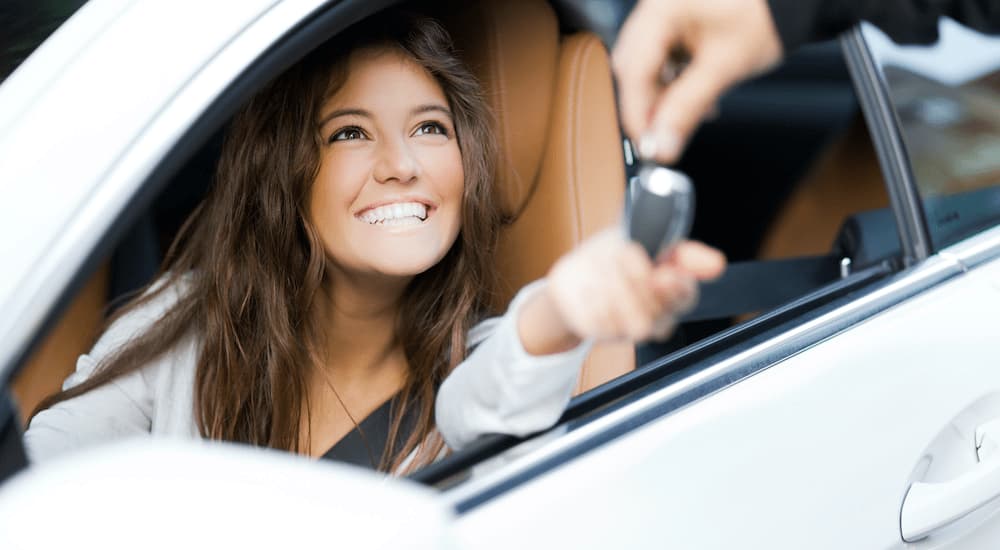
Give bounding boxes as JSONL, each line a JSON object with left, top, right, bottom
{"left": 1, "top": 0, "right": 88, "bottom": 84}
{"left": 862, "top": 18, "right": 1000, "bottom": 250}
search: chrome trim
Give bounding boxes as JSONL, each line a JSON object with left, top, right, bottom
{"left": 443, "top": 254, "right": 966, "bottom": 512}
{"left": 622, "top": 138, "right": 635, "bottom": 167}
{"left": 946, "top": 224, "right": 1000, "bottom": 270}
{"left": 840, "top": 257, "right": 852, "bottom": 278}
{"left": 841, "top": 27, "right": 932, "bottom": 265}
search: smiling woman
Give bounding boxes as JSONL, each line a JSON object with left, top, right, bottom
{"left": 24, "top": 11, "right": 508, "bottom": 474}
{"left": 21, "top": 8, "right": 722, "bottom": 474}
{"left": 312, "top": 47, "right": 467, "bottom": 279}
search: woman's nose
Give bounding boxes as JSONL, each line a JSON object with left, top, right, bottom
{"left": 373, "top": 136, "right": 419, "bottom": 184}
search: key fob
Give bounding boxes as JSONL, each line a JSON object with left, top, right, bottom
{"left": 627, "top": 165, "right": 695, "bottom": 260}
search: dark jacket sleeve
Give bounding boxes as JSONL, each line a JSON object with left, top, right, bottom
{"left": 767, "top": 0, "right": 1000, "bottom": 50}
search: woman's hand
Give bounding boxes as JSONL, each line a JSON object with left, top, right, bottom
{"left": 518, "top": 227, "right": 725, "bottom": 355}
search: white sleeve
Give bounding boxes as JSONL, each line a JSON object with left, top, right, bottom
{"left": 23, "top": 282, "right": 182, "bottom": 463}
{"left": 435, "top": 280, "right": 593, "bottom": 451}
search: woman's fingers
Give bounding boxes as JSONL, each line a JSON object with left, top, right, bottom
{"left": 588, "top": 243, "right": 655, "bottom": 341}
{"left": 649, "top": 314, "right": 678, "bottom": 342}
{"left": 651, "top": 266, "right": 699, "bottom": 315}
{"left": 614, "top": 245, "right": 702, "bottom": 341}
{"left": 619, "top": 242, "right": 660, "bottom": 317}
{"left": 545, "top": 231, "right": 726, "bottom": 343}
{"left": 664, "top": 240, "right": 727, "bottom": 281}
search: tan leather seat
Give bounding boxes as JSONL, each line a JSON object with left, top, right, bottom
{"left": 759, "top": 117, "right": 889, "bottom": 259}
{"left": 11, "top": 265, "right": 109, "bottom": 423}
{"left": 440, "top": 0, "right": 634, "bottom": 392}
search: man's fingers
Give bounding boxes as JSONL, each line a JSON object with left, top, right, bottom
{"left": 612, "top": 0, "right": 678, "bottom": 145}
{"left": 644, "top": 47, "right": 739, "bottom": 163}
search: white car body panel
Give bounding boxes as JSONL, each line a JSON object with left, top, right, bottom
{"left": 0, "top": 439, "right": 456, "bottom": 549}
{"left": 454, "top": 229, "right": 1000, "bottom": 549}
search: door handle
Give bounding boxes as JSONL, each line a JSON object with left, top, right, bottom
{"left": 901, "top": 418, "right": 1000, "bottom": 541}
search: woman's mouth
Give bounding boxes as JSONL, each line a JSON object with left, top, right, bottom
{"left": 356, "top": 201, "right": 430, "bottom": 226}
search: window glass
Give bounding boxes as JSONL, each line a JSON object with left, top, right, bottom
{"left": 862, "top": 19, "right": 1000, "bottom": 250}
{"left": 1, "top": 0, "right": 88, "bottom": 84}
{"left": 638, "top": 41, "right": 895, "bottom": 357}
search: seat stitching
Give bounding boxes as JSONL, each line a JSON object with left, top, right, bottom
{"left": 570, "top": 37, "right": 596, "bottom": 244}
{"left": 569, "top": 41, "right": 580, "bottom": 242}
{"left": 569, "top": 37, "right": 599, "bottom": 392}
{"left": 486, "top": 9, "right": 513, "bottom": 208}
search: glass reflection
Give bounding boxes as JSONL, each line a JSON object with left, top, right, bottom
{"left": 862, "top": 19, "right": 1000, "bottom": 248}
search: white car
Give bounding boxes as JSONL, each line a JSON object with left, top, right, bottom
{"left": 1, "top": 1, "right": 999, "bottom": 548}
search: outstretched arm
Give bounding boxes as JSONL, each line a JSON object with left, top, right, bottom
{"left": 436, "top": 230, "right": 724, "bottom": 450}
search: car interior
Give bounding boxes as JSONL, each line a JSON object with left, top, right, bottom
{"left": 3, "top": 0, "right": 897, "bottom": 483}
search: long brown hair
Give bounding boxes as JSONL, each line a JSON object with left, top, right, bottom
{"left": 34, "top": 11, "right": 503, "bottom": 473}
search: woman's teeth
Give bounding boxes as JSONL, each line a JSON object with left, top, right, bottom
{"left": 359, "top": 202, "right": 428, "bottom": 225}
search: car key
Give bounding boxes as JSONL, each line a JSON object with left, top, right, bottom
{"left": 627, "top": 162, "right": 695, "bottom": 260}
{"left": 624, "top": 45, "right": 695, "bottom": 260}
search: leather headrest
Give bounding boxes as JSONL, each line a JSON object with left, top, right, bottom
{"left": 438, "top": 0, "right": 559, "bottom": 217}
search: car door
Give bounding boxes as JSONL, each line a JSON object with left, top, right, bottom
{"left": 430, "top": 19, "right": 1000, "bottom": 550}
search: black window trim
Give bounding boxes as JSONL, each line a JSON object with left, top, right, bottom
{"left": 841, "top": 26, "right": 933, "bottom": 266}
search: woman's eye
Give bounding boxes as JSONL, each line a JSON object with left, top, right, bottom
{"left": 415, "top": 122, "right": 449, "bottom": 137}
{"left": 330, "top": 127, "right": 365, "bottom": 142}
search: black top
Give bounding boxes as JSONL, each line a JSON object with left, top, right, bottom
{"left": 320, "top": 393, "right": 419, "bottom": 470}
{"left": 767, "top": 0, "right": 1000, "bottom": 50}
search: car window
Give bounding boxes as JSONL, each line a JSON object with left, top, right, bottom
{"left": 647, "top": 40, "right": 895, "bottom": 353}
{"left": 0, "top": 0, "right": 88, "bottom": 84}
{"left": 862, "top": 18, "right": 1000, "bottom": 251}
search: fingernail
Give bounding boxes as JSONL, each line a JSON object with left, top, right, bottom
{"left": 638, "top": 132, "right": 659, "bottom": 160}
{"left": 639, "top": 130, "right": 680, "bottom": 163}
{"left": 657, "top": 129, "right": 681, "bottom": 162}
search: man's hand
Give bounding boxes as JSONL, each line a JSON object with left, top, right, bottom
{"left": 518, "top": 228, "right": 725, "bottom": 356}
{"left": 612, "top": 0, "right": 784, "bottom": 163}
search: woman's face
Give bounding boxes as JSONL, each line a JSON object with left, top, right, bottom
{"left": 311, "top": 47, "right": 465, "bottom": 281}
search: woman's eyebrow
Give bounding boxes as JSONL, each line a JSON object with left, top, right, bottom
{"left": 319, "top": 107, "right": 372, "bottom": 127}
{"left": 318, "top": 104, "right": 453, "bottom": 127}
{"left": 412, "top": 104, "right": 453, "bottom": 119}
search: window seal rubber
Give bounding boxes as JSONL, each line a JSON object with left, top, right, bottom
{"left": 840, "top": 26, "right": 933, "bottom": 266}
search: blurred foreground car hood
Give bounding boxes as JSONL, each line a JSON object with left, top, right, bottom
{"left": 0, "top": 438, "right": 456, "bottom": 549}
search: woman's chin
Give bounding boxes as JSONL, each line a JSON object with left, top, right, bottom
{"left": 366, "top": 254, "right": 444, "bottom": 278}
{"left": 356, "top": 233, "right": 456, "bottom": 278}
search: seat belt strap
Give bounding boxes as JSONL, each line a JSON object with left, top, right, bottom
{"left": 683, "top": 254, "right": 843, "bottom": 321}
